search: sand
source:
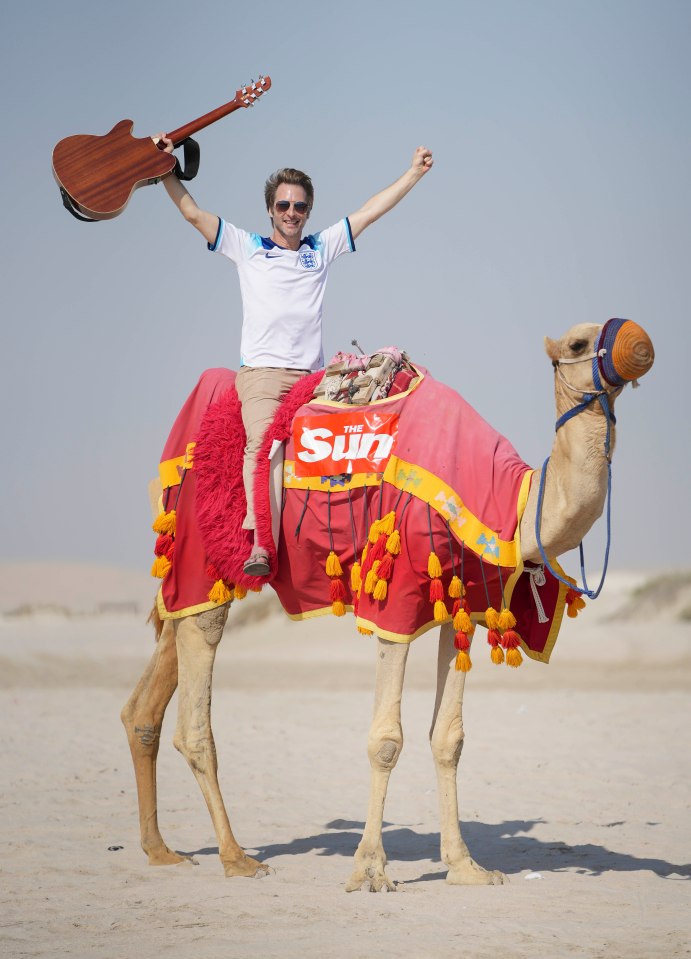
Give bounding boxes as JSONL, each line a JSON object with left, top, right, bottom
{"left": 1, "top": 565, "right": 690, "bottom": 958}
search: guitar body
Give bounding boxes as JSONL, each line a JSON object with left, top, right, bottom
{"left": 52, "top": 120, "right": 176, "bottom": 220}
{"left": 53, "top": 78, "right": 271, "bottom": 221}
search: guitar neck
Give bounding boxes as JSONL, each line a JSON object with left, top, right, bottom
{"left": 167, "top": 77, "right": 271, "bottom": 146}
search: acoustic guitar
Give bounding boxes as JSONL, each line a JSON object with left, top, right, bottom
{"left": 52, "top": 76, "right": 271, "bottom": 221}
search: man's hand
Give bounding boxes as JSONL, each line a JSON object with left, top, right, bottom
{"left": 348, "top": 145, "right": 435, "bottom": 239}
{"left": 412, "top": 146, "right": 433, "bottom": 176}
{"left": 152, "top": 132, "right": 174, "bottom": 154}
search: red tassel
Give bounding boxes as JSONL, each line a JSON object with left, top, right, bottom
{"left": 369, "top": 533, "right": 388, "bottom": 562}
{"left": 487, "top": 628, "right": 502, "bottom": 648}
{"left": 501, "top": 628, "right": 521, "bottom": 650}
{"left": 154, "top": 533, "right": 174, "bottom": 557}
{"left": 330, "top": 578, "right": 346, "bottom": 603}
{"left": 429, "top": 578, "right": 445, "bottom": 602}
{"left": 454, "top": 631, "right": 471, "bottom": 651}
{"left": 377, "top": 552, "right": 395, "bottom": 581}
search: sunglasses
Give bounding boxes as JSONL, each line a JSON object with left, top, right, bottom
{"left": 274, "top": 200, "right": 309, "bottom": 214}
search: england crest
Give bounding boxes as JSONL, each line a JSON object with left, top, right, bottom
{"left": 299, "top": 250, "right": 319, "bottom": 270}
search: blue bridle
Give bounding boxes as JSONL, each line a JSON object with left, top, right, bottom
{"left": 534, "top": 322, "right": 627, "bottom": 601}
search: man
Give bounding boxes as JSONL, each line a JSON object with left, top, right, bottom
{"left": 157, "top": 135, "right": 433, "bottom": 575}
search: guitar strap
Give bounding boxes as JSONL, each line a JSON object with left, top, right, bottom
{"left": 60, "top": 187, "right": 99, "bottom": 222}
{"left": 173, "top": 137, "right": 200, "bottom": 181}
{"left": 59, "top": 136, "right": 201, "bottom": 222}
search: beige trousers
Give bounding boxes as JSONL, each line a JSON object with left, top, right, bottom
{"left": 235, "top": 365, "right": 310, "bottom": 534}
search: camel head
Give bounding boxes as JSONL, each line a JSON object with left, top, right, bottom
{"left": 544, "top": 319, "right": 655, "bottom": 397}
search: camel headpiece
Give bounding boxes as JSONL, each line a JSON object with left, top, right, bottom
{"left": 546, "top": 318, "right": 655, "bottom": 389}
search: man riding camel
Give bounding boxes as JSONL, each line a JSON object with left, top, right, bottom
{"left": 156, "top": 134, "right": 433, "bottom": 575}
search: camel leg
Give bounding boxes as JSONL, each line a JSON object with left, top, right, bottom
{"left": 121, "top": 616, "right": 185, "bottom": 865}
{"left": 173, "top": 606, "right": 269, "bottom": 878}
{"left": 429, "top": 623, "right": 504, "bottom": 885}
{"left": 346, "top": 637, "right": 409, "bottom": 892}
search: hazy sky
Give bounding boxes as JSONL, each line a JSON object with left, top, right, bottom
{"left": 1, "top": 0, "right": 688, "bottom": 576}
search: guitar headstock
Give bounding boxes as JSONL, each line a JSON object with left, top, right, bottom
{"left": 236, "top": 75, "right": 272, "bottom": 107}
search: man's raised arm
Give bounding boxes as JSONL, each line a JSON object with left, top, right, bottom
{"left": 154, "top": 134, "right": 220, "bottom": 246}
{"left": 347, "top": 146, "right": 433, "bottom": 240}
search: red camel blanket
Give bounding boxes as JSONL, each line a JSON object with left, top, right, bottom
{"left": 153, "top": 367, "right": 576, "bottom": 663}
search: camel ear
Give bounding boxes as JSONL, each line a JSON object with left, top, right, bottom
{"left": 544, "top": 336, "right": 560, "bottom": 363}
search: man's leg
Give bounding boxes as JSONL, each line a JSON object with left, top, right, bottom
{"left": 235, "top": 365, "right": 308, "bottom": 573}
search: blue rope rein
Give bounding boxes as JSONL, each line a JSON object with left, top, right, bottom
{"left": 534, "top": 349, "right": 618, "bottom": 601}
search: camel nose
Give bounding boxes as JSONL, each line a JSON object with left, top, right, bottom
{"left": 611, "top": 320, "right": 655, "bottom": 381}
{"left": 599, "top": 318, "right": 655, "bottom": 386}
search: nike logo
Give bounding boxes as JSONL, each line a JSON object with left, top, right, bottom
{"left": 265, "top": 253, "right": 281, "bottom": 258}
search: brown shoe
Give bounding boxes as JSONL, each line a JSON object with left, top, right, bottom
{"left": 243, "top": 549, "right": 271, "bottom": 577}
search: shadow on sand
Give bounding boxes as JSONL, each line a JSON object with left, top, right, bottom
{"left": 179, "top": 818, "right": 690, "bottom": 881}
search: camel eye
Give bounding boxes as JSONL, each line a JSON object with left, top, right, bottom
{"left": 568, "top": 339, "right": 588, "bottom": 355}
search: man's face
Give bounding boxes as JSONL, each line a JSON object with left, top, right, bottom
{"left": 270, "top": 183, "right": 309, "bottom": 246}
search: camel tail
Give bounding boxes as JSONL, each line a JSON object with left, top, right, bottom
{"left": 147, "top": 601, "right": 164, "bottom": 641}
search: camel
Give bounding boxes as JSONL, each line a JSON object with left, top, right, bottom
{"left": 121, "top": 319, "right": 654, "bottom": 890}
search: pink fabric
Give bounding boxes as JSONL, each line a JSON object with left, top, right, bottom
{"left": 159, "top": 366, "right": 568, "bottom": 661}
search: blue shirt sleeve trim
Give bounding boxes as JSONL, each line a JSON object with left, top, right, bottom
{"left": 345, "top": 217, "right": 356, "bottom": 252}
{"left": 207, "top": 217, "right": 223, "bottom": 251}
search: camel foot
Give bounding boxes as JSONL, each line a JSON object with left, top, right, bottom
{"left": 147, "top": 845, "right": 195, "bottom": 867}
{"left": 445, "top": 857, "right": 505, "bottom": 886}
{"left": 222, "top": 853, "right": 271, "bottom": 879}
{"left": 345, "top": 865, "right": 397, "bottom": 893}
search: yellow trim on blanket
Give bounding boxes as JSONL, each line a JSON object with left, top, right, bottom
{"left": 156, "top": 586, "right": 227, "bottom": 621}
{"left": 159, "top": 442, "right": 196, "bottom": 489}
{"left": 284, "top": 604, "right": 356, "bottom": 622}
{"left": 283, "top": 461, "right": 384, "bottom": 492}
{"left": 382, "top": 456, "right": 533, "bottom": 569}
{"left": 282, "top": 605, "right": 488, "bottom": 642}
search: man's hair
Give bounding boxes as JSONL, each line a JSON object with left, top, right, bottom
{"left": 264, "top": 168, "right": 314, "bottom": 214}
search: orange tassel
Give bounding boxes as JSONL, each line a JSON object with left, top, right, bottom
{"left": 373, "top": 579, "right": 388, "bottom": 601}
{"left": 150, "top": 555, "right": 171, "bottom": 578}
{"left": 433, "top": 599, "right": 448, "bottom": 622}
{"left": 152, "top": 509, "right": 176, "bottom": 535}
{"left": 364, "top": 567, "right": 378, "bottom": 595}
{"left": 455, "top": 650, "right": 472, "bottom": 672}
{"left": 208, "top": 579, "right": 232, "bottom": 604}
{"left": 506, "top": 646, "right": 523, "bottom": 667}
{"left": 453, "top": 608, "right": 473, "bottom": 634}
{"left": 379, "top": 511, "right": 396, "bottom": 537}
{"left": 498, "top": 608, "right": 517, "bottom": 631}
{"left": 350, "top": 562, "right": 362, "bottom": 592}
{"left": 358, "top": 625, "right": 374, "bottom": 635}
{"left": 326, "top": 550, "right": 343, "bottom": 577}
{"left": 332, "top": 600, "right": 346, "bottom": 617}
{"left": 485, "top": 607, "right": 500, "bottom": 630}
{"left": 448, "top": 575, "right": 464, "bottom": 599}
{"left": 491, "top": 645, "right": 505, "bottom": 665}
{"left": 428, "top": 551, "right": 443, "bottom": 579}
{"left": 386, "top": 529, "right": 401, "bottom": 555}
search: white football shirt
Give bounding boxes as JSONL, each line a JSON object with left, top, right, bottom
{"left": 208, "top": 217, "right": 355, "bottom": 370}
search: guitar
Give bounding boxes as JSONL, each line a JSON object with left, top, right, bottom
{"left": 52, "top": 76, "right": 271, "bottom": 221}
